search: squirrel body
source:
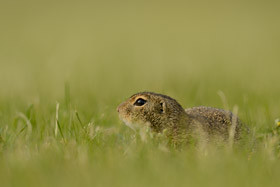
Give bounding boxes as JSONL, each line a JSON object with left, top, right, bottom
{"left": 117, "top": 92, "right": 246, "bottom": 140}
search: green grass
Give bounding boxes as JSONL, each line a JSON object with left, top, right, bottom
{"left": 1, "top": 0, "right": 280, "bottom": 186}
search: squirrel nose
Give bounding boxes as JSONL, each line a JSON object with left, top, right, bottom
{"left": 117, "top": 103, "right": 124, "bottom": 113}
{"left": 117, "top": 105, "right": 121, "bottom": 113}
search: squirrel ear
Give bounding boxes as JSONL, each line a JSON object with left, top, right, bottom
{"left": 159, "top": 101, "right": 166, "bottom": 114}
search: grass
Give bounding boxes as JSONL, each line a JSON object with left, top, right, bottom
{"left": 1, "top": 0, "right": 280, "bottom": 186}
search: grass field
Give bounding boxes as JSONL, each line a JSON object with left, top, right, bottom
{"left": 1, "top": 1, "right": 280, "bottom": 186}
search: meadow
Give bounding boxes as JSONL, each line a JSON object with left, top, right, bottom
{"left": 0, "top": 0, "right": 280, "bottom": 186}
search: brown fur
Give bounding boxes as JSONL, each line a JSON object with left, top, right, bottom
{"left": 117, "top": 92, "right": 247, "bottom": 140}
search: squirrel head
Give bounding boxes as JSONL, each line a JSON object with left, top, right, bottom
{"left": 117, "top": 92, "right": 187, "bottom": 132}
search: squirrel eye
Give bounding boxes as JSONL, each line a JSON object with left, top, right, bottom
{"left": 134, "top": 98, "right": 147, "bottom": 106}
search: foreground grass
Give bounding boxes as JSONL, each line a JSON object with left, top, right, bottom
{"left": 0, "top": 96, "right": 280, "bottom": 187}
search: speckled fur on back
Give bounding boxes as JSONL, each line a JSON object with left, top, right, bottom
{"left": 185, "top": 106, "right": 245, "bottom": 140}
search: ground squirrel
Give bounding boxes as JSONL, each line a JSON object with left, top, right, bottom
{"left": 117, "top": 92, "right": 247, "bottom": 140}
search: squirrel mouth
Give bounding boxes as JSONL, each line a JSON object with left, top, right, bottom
{"left": 118, "top": 114, "right": 134, "bottom": 130}
{"left": 120, "top": 118, "right": 136, "bottom": 131}
{"left": 118, "top": 114, "right": 146, "bottom": 131}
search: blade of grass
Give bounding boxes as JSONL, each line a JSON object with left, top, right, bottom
{"left": 228, "top": 105, "right": 238, "bottom": 149}
{"left": 56, "top": 120, "right": 65, "bottom": 142}
{"left": 54, "top": 102, "right": 65, "bottom": 142}
{"left": 17, "top": 112, "right": 32, "bottom": 137}
{"left": 75, "top": 111, "right": 84, "bottom": 129}
{"left": 55, "top": 102, "right": 59, "bottom": 137}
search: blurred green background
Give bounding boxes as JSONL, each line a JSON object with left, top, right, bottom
{"left": 0, "top": 0, "right": 280, "bottom": 186}
{"left": 1, "top": 0, "right": 279, "bottom": 98}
